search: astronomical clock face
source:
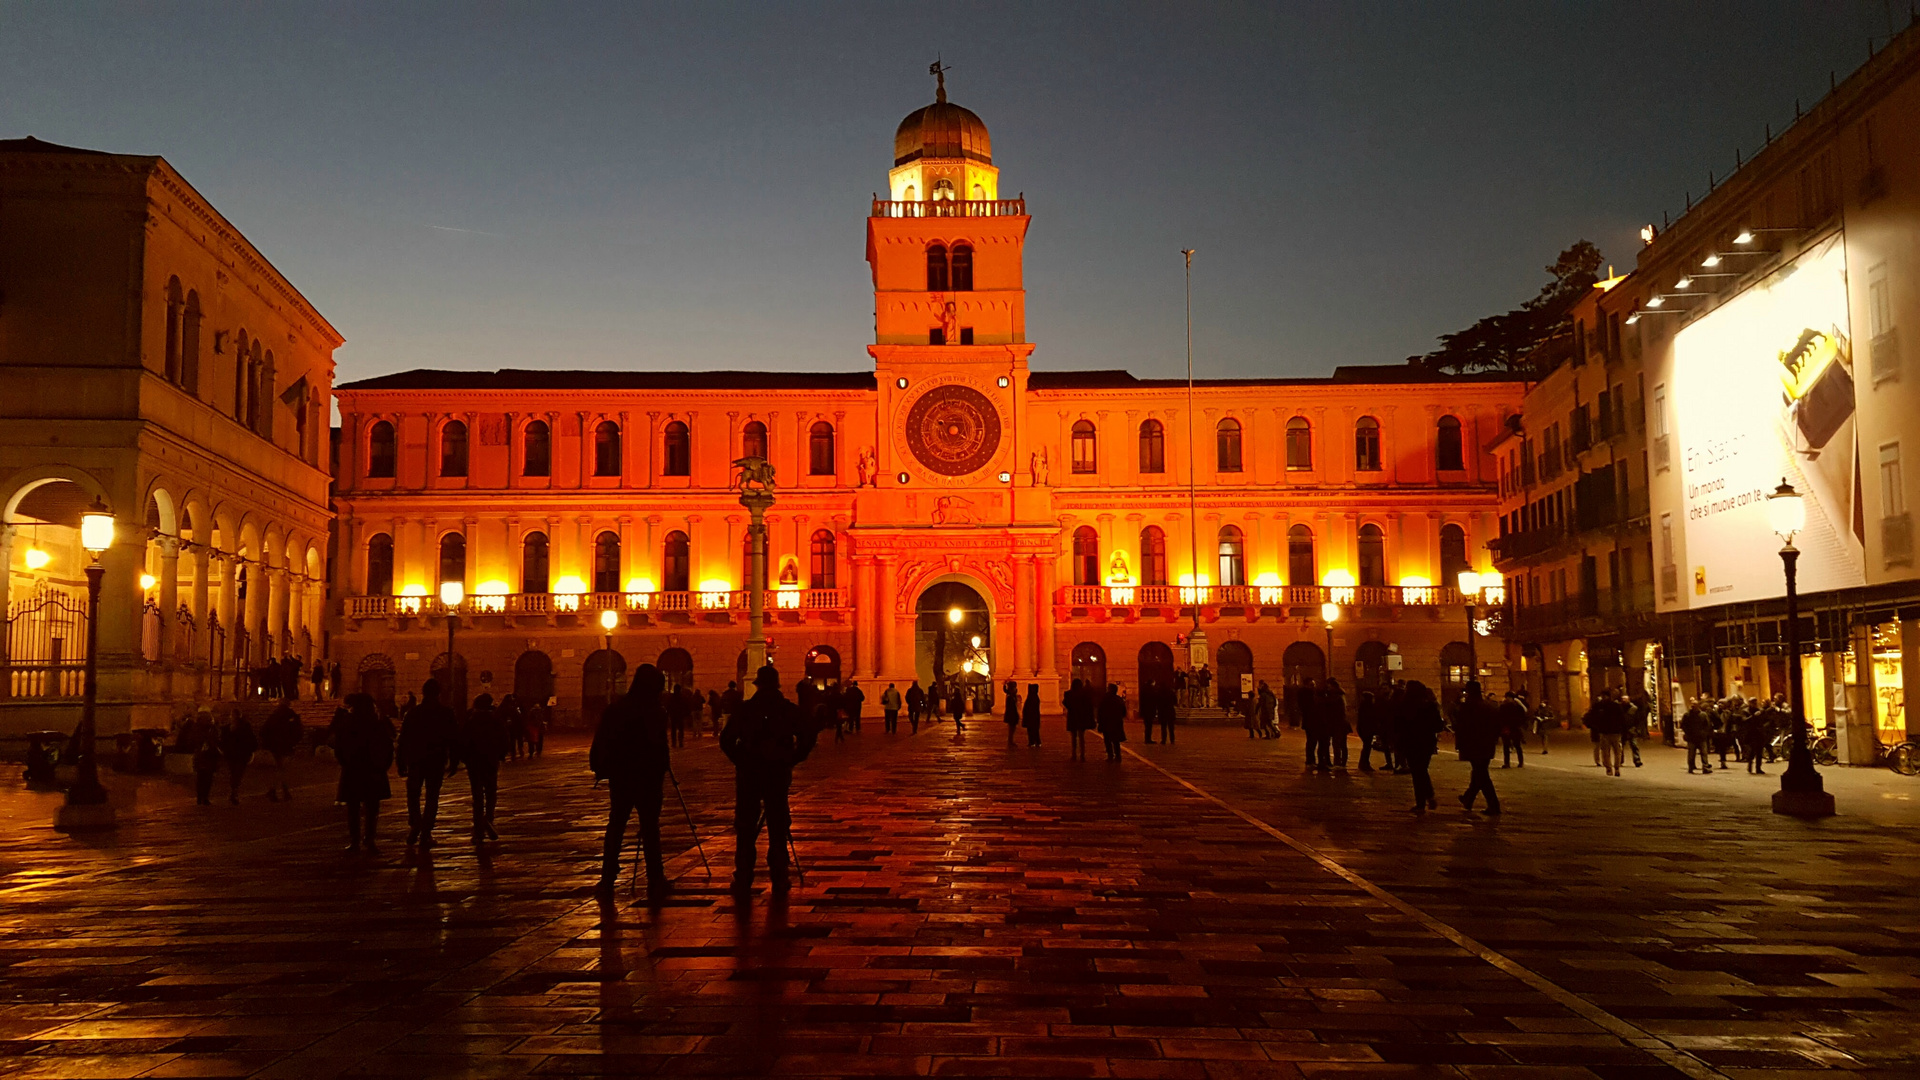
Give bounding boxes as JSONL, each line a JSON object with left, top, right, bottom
{"left": 904, "top": 383, "right": 1003, "bottom": 477}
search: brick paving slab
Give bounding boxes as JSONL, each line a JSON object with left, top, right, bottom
{"left": 0, "top": 722, "right": 1914, "bottom": 1078}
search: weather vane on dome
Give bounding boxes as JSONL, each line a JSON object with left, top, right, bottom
{"left": 929, "top": 58, "right": 949, "bottom": 104}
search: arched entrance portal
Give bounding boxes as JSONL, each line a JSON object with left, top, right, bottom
{"left": 1071, "top": 642, "right": 1107, "bottom": 694}
{"left": 1137, "top": 641, "right": 1174, "bottom": 696}
{"left": 1216, "top": 640, "right": 1253, "bottom": 708}
{"left": 915, "top": 581, "right": 990, "bottom": 697}
{"left": 582, "top": 648, "right": 627, "bottom": 727}
{"left": 429, "top": 652, "right": 468, "bottom": 713}
{"left": 357, "top": 654, "right": 396, "bottom": 715}
{"left": 805, "top": 645, "right": 842, "bottom": 687}
{"left": 658, "top": 647, "right": 693, "bottom": 691}
{"left": 514, "top": 650, "right": 554, "bottom": 707}
{"left": 1354, "top": 641, "right": 1391, "bottom": 693}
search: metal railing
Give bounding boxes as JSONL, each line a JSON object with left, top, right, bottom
{"left": 1060, "top": 583, "right": 1463, "bottom": 608}
{"left": 344, "top": 588, "right": 851, "bottom": 619}
{"left": 871, "top": 197, "right": 1026, "bottom": 218}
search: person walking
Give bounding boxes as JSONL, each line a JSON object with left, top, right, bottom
{"left": 191, "top": 711, "right": 222, "bottom": 806}
{"left": 310, "top": 659, "right": 325, "bottom": 701}
{"left": 721, "top": 664, "right": 817, "bottom": 895}
{"left": 1156, "top": 679, "right": 1177, "bottom": 745}
{"left": 220, "top": 712, "right": 257, "bottom": 805}
{"left": 881, "top": 682, "right": 902, "bottom": 734}
{"left": 331, "top": 694, "right": 394, "bottom": 853}
{"left": 591, "top": 663, "right": 673, "bottom": 896}
{"left": 906, "top": 681, "right": 925, "bottom": 734}
{"left": 259, "top": 699, "right": 302, "bottom": 801}
{"left": 1001, "top": 677, "right": 1019, "bottom": 745}
{"left": 460, "top": 693, "right": 510, "bottom": 841}
{"left": 1740, "top": 703, "right": 1768, "bottom": 775}
{"left": 1497, "top": 691, "right": 1529, "bottom": 768}
{"left": 946, "top": 681, "right": 966, "bottom": 732}
{"left": 1395, "top": 681, "right": 1444, "bottom": 814}
{"left": 1454, "top": 681, "right": 1501, "bottom": 814}
{"left": 844, "top": 680, "right": 866, "bottom": 735}
{"left": 1682, "top": 697, "right": 1714, "bottom": 774}
{"left": 397, "top": 679, "right": 458, "bottom": 848}
{"left": 1354, "top": 690, "right": 1380, "bottom": 772}
{"left": 1625, "top": 692, "right": 1649, "bottom": 768}
{"left": 1321, "top": 679, "right": 1350, "bottom": 768}
{"left": 1097, "top": 683, "right": 1128, "bottom": 761}
{"left": 1022, "top": 683, "right": 1042, "bottom": 747}
{"left": 1300, "top": 681, "right": 1326, "bottom": 770}
{"left": 328, "top": 661, "right": 343, "bottom": 699}
{"left": 1064, "top": 678, "right": 1093, "bottom": 760}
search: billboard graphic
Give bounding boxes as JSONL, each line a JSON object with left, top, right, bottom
{"left": 1671, "top": 234, "right": 1865, "bottom": 607}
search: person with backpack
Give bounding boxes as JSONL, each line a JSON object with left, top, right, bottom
{"left": 331, "top": 694, "right": 394, "bottom": 853}
{"left": 721, "top": 664, "right": 817, "bottom": 895}
{"left": 397, "top": 679, "right": 458, "bottom": 849}
{"left": 591, "top": 663, "right": 673, "bottom": 896}
{"left": 259, "top": 699, "right": 302, "bottom": 801}
{"left": 459, "top": 693, "right": 510, "bottom": 841}
{"left": 1454, "top": 682, "right": 1501, "bottom": 814}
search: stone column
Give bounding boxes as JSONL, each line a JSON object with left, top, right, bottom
{"left": 0, "top": 525, "right": 12, "bottom": 695}
{"left": 577, "top": 411, "right": 593, "bottom": 487}
{"left": 216, "top": 552, "right": 236, "bottom": 652}
{"left": 617, "top": 515, "right": 634, "bottom": 594}
{"left": 462, "top": 516, "right": 479, "bottom": 595}
{"left": 268, "top": 564, "right": 288, "bottom": 658}
{"left": 505, "top": 517, "right": 522, "bottom": 593}
{"left": 287, "top": 575, "right": 306, "bottom": 659}
{"left": 877, "top": 555, "right": 899, "bottom": 677}
{"left": 1012, "top": 554, "right": 1032, "bottom": 678}
{"left": 157, "top": 536, "right": 180, "bottom": 668}
{"left": 190, "top": 543, "right": 210, "bottom": 665}
{"left": 1036, "top": 555, "right": 1058, "bottom": 678}
{"left": 853, "top": 557, "right": 874, "bottom": 677}
{"left": 620, "top": 411, "right": 633, "bottom": 486}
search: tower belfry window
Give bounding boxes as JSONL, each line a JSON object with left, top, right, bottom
{"left": 927, "top": 244, "right": 949, "bottom": 291}
{"left": 950, "top": 244, "right": 973, "bottom": 291}
{"left": 932, "top": 178, "right": 955, "bottom": 201}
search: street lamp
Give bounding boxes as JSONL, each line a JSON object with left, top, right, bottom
{"left": 1767, "top": 480, "right": 1834, "bottom": 817}
{"left": 58, "top": 500, "right": 116, "bottom": 831}
{"left": 440, "top": 580, "right": 463, "bottom": 709}
{"left": 1457, "top": 570, "right": 1483, "bottom": 679}
{"left": 600, "top": 607, "right": 619, "bottom": 705}
{"left": 1320, "top": 601, "right": 1340, "bottom": 679}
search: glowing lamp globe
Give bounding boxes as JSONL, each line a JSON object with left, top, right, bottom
{"left": 1320, "top": 601, "right": 1341, "bottom": 625}
{"left": 600, "top": 608, "right": 619, "bottom": 631}
{"left": 439, "top": 580, "right": 464, "bottom": 608}
{"left": 970, "top": 635, "right": 982, "bottom": 648}
{"left": 79, "top": 501, "right": 114, "bottom": 554}
{"left": 1456, "top": 570, "right": 1482, "bottom": 600}
{"left": 23, "top": 548, "right": 50, "bottom": 571}
{"left": 948, "top": 607, "right": 963, "bottom": 624}
{"left": 1767, "top": 479, "right": 1805, "bottom": 541}
{"left": 139, "top": 573, "right": 157, "bottom": 591}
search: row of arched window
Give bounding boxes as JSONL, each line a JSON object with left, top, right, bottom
{"left": 1070, "top": 414, "right": 1466, "bottom": 475}
{"left": 365, "top": 417, "right": 837, "bottom": 480}
{"left": 363, "top": 527, "right": 846, "bottom": 596}
{"left": 1068, "top": 522, "right": 1472, "bottom": 590}
{"left": 927, "top": 243, "right": 974, "bottom": 291}
{"left": 163, "top": 276, "right": 275, "bottom": 440}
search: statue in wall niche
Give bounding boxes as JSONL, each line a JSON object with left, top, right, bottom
{"left": 778, "top": 558, "right": 800, "bottom": 587}
{"left": 931, "top": 495, "right": 977, "bottom": 526}
{"left": 856, "top": 445, "right": 878, "bottom": 487}
{"left": 941, "top": 301, "right": 959, "bottom": 343}
{"left": 1029, "top": 447, "right": 1050, "bottom": 487}
{"left": 1107, "top": 550, "right": 1130, "bottom": 584}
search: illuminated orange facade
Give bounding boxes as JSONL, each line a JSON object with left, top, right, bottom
{"left": 331, "top": 93, "right": 1524, "bottom": 719}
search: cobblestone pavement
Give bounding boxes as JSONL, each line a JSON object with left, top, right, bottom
{"left": 0, "top": 719, "right": 1916, "bottom": 1079}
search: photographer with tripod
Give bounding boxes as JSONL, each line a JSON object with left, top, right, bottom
{"left": 721, "top": 663, "right": 816, "bottom": 896}
{"left": 591, "top": 663, "right": 673, "bottom": 898}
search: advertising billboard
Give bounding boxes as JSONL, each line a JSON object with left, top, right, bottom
{"left": 1671, "top": 234, "right": 1865, "bottom": 607}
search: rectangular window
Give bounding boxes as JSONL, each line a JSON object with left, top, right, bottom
{"left": 1882, "top": 442, "right": 1906, "bottom": 517}
{"left": 1597, "top": 391, "right": 1613, "bottom": 439}
{"left": 959, "top": 327, "right": 974, "bottom": 345}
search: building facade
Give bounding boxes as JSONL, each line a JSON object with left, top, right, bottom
{"left": 330, "top": 92, "right": 1524, "bottom": 721}
{"left": 0, "top": 138, "right": 340, "bottom": 734}
{"left": 1618, "top": 21, "right": 1920, "bottom": 762}
{"left": 1492, "top": 278, "right": 1659, "bottom": 722}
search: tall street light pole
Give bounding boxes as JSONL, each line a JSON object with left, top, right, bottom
{"left": 1182, "top": 248, "right": 1207, "bottom": 674}
{"left": 1457, "top": 570, "right": 1483, "bottom": 680}
{"left": 1767, "top": 480, "right": 1834, "bottom": 817}
{"left": 440, "top": 580, "right": 463, "bottom": 709}
{"left": 736, "top": 455, "right": 776, "bottom": 683}
{"left": 57, "top": 500, "right": 118, "bottom": 832}
{"left": 1320, "top": 602, "right": 1340, "bottom": 680}
{"left": 601, "top": 608, "right": 619, "bottom": 705}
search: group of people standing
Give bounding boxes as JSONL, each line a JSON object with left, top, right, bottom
{"left": 1678, "top": 692, "right": 1795, "bottom": 775}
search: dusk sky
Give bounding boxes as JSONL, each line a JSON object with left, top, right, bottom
{"left": 1, "top": 2, "right": 1897, "bottom": 386}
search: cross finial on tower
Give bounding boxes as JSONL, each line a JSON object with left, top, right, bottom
{"left": 930, "top": 58, "right": 949, "bottom": 104}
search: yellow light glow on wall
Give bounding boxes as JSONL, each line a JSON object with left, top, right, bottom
{"left": 1254, "top": 572, "right": 1284, "bottom": 604}
{"left": 1322, "top": 569, "right": 1355, "bottom": 604}
{"left": 698, "top": 579, "right": 732, "bottom": 609}
{"left": 624, "top": 577, "right": 655, "bottom": 594}
{"left": 396, "top": 584, "right": 427, "bottom": 616}
{"left": 1108, "top": 586, "right": 1135, "bottom": 605}
{"left": 776, "top": 588, "right": 802, "bottom": 609}
{"left": 473, "top": 581, "right": 509, "bottom": 613}
{"left": 1398, "top": 575, "right": 1435, "bottom": 603}
{"left": 23, "top": 548, "right": 50, "bottom": 570}
{"left": 553, "top": 575, "right": 586, "bottom": 595}
{"left": 1177, "top": 572, "right": 1212, "bottom": 604}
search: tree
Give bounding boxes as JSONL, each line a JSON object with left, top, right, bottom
{"left": 1415, "top": 241, "right": 1604, "bottom": 377}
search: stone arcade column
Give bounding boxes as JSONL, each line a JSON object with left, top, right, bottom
{"left": 877, "top": 555, "right": 899, "bottom": 679}
{"left": 852, "top": 557, "right": 875, "bottom": 678}
{"left": 157, "top": 537, "right": 180, "bottom": 671}
{"left": 1036, "top": 555, "right": 1058, "bottom": 679}
{"left": 1012, "top": 554, "right": 1032, "bottom": 679}
{"left": 189, "top": 542, "right": 209, "bottom": 668}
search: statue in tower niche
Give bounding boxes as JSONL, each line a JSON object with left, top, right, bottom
{"left": 940, "top": 301, "right": 958, "bottom": 343}
{"left": 931, "top": 495, "right": 976, "bottom": 526}
{"left": 1107, "top": 550, "right": 1130, "bottom": 584}
{"left": 1029, "top": 447, "right": 1050, "bottom": 487}
{"left": 856, "top": 445, "right": 877, "bottom": 487}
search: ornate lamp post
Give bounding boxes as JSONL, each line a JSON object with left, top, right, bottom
{"left": 1320, "top": 601, "right": 1340, "bottom": 679}
{"left": 600, "top": 608, "right": 620, "bottom": 704}
{"left": 440, "top": 580, "right": 463, "bottom": 708}
{"left": 1767, "top": 480, "right": 1835, "bottom": 817}
{"left": 735, "top": 456, "right": 776, "bottom": 680}
{"left": 1457, "top": 570, "right": 1484, "bottom": 679}
{"left": 58, "top": 500, "right": 117, "bottom": 832}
